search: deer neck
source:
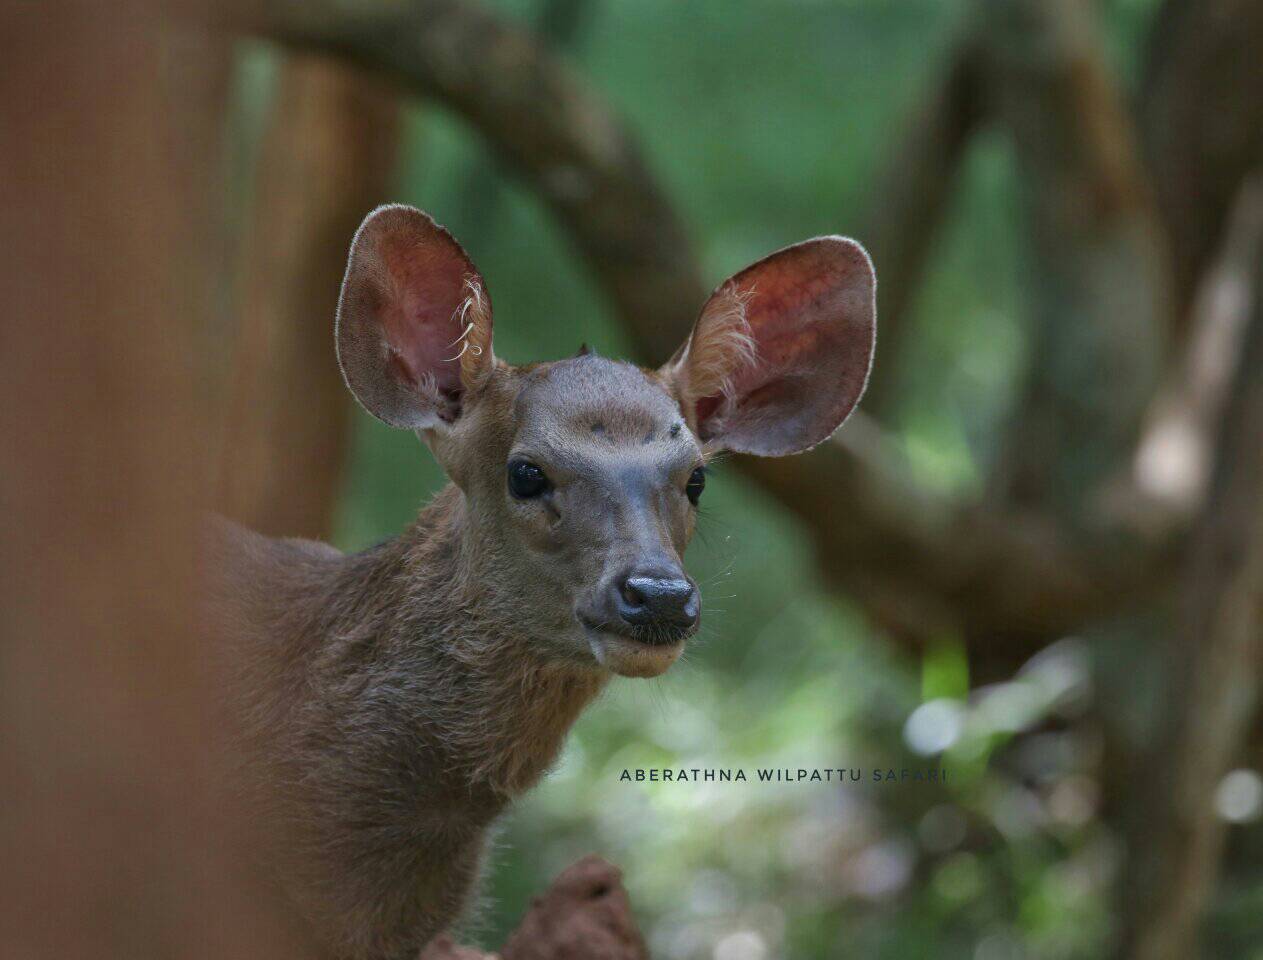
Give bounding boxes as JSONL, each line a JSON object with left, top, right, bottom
{"left": 370, "top": 484, "right": 608, "bottom": 799}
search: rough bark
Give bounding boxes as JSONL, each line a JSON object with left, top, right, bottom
{"left": 978, "top": 0, "right": 1171, "bottom": 520}
{"left": 218, "top": 54, "right": 401, "bottom": 539}
{"left": 0, "top": 5, "right": 307, "bottom": 958}
{"left": 1120, "top": 209, "right": 1263, "bottom": 960}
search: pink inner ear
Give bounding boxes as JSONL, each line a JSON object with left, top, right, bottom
{"left": 731, "top": 268, "right": 841, "bottom": 391}
{"left": 695, "top": 394, "right": 723, "bottom": 425}
{"left": 379, "top": 234, "right": 471, "bottom": 401}
{"left": 691, "top": 237, "right": 875, "bottom": 455}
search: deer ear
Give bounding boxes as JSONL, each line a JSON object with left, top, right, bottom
{"left": 663, "top": 237, "right": 875, "bottom": 456}
{"left": 335, "top": 205, "right": 494, "bottom": 430}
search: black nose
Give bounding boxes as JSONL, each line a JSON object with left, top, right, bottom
{"left": 616, "top": 569, "right": 700, "bottom": 637}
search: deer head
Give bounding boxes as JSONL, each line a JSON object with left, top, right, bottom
{"left": 335, "top": 205, "right": 875, "bottom": 678}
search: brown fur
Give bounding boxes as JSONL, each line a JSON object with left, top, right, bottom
{"left": 211, "top": 484, "right": 607, "bottom": 960}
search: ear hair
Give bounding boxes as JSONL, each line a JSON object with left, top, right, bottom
{"left": 457, "top": 277, "right": 494, "bottom": 393}
{"left": 669, "top": 283, "right": 758, "bottom": 435}
{"left": 401, "top": 278, "right": 494, "bottom": 418}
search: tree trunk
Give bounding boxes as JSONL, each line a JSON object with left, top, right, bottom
{"left": 0, "top": 5, "right": 308, "bottom": 957}
{"left": 218, "top": 53, "right": 401, "bottom": 539}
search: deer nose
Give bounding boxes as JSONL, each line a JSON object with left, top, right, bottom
{"left": 616, "top": 569, "right": 700, "bottom": 636}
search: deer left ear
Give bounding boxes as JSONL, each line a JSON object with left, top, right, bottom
{"left": 661, "top": 236, "right": 876, "bottom": 456}
{"left": 336, "top": 205, "right": 494, "bottom": 431}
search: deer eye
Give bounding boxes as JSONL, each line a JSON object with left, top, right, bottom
{"left": 685, "top": 466, "right": 706, "bottom": 505}
{"left": 507, "top": 459, "right": 549, "bottom": 499}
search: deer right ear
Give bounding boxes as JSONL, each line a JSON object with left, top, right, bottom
{"left": 336, "top": 205, "right": 494, "bottom": 430}
{"left": 662, "top": 236, "right": 875, "bottom": 456}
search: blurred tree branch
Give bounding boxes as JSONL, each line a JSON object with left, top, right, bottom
{"left": 978, "top": 0, "right": 1172, "bottom": 520}
{"left": 1119, "top": 200, "right": 1263, "bottom": 960}
{"left": 1141, "top": 0, "right": 1263, "bottom": 344}
{"left": 257, "top": 0, "right": 703, "bottom": 357}
{"left": 859, "top": 31, "right": 984, "bottom": 413}
{"left": 745, "top": 421, "right": 1167, "bottom": 653}
{"left": 452, "top": 0, "right": 596, "bottom": 240}
{"left": 218, "top": 53, "right": 401, "bottom": 539}
{"left": 1131, "top": 180, "right": 1263, "bottom": 525}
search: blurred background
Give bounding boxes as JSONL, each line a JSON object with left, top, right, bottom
{"left": 4, "top": 1, "right": 1262, "bottom": 959}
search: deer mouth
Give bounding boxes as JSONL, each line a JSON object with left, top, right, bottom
{"left": 579, "top": 619, "right": 685, "bottom": 678}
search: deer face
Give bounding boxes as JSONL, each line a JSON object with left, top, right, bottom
{"left": 335, "top": 205, "right": 875, "bottom": 678}
{"left": 476, "top": 356, "right": 704, "bottom": 677}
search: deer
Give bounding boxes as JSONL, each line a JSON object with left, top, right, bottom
{"left": 210, "top": 204, "right": 875, "bottom": 960}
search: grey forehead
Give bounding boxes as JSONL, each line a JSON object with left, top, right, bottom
{"left": 513, "top": 355, "right": 686, "bottom": 442}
